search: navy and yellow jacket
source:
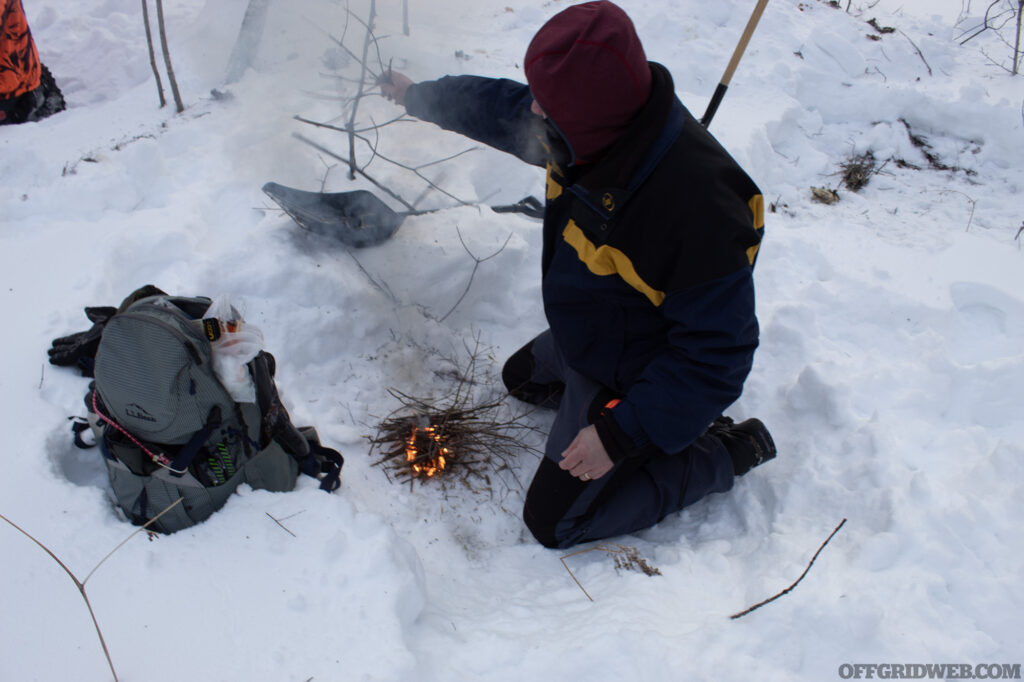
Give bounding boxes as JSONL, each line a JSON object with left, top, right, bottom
{"left": 405, "top": 63, "right": 764, "bottom": 460}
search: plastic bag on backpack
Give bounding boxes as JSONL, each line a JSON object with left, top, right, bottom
{"left": 204, "top": 296, "right": 263, "bottom": 403}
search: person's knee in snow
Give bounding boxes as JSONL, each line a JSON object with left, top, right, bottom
{"left": 501, "top": 338, "right": 565, "bottom": 409}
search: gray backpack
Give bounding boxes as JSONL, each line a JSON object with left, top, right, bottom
{"left": 85, "top": 294, "right": 342, "bottom": 533}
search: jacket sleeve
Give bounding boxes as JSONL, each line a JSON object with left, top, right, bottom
{"left": 595, "top": 266, "right": 759, "bottom": 460}
{"left": 404, "top": 75, "right": 547, "bottom": 167}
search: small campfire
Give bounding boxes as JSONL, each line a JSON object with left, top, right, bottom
{"left": 368, "top": 337, "right": 544, "bottom": 493}
{"left": 371, "top": 404, "right": 496, "bottom": 487}
{"left": 369, "top": 391, "right": 542, "bottom": 492}
{"left": 404, "top": 422, "right": 450, "bottom": 478}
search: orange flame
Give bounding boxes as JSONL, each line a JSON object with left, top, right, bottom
{"left": 405, "top": 424, "right": 450, "bottom": 477}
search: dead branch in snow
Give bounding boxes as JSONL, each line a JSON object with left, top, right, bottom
{"left": 1, "top": 498, "right": 185, "bottom": 682}
{"left": 898, "top": 29, "right": 933, "bottom": 76}
{"left": 730, "top": 518, "right": 847, "bottom": 620}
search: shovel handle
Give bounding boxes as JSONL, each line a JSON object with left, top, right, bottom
{"left": 702, "top": 0, "right": 770, "bottom": 127}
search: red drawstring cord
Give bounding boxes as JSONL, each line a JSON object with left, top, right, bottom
{"left": 91, "top": 391, "right": 175, "bottom": 470}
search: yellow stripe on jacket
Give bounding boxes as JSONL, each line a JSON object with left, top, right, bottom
{"left": 562, "top": 220, "right": 666, "bottom": 307}
{"left": 746, "top": 194, "right": 764, "bottom": 265}
{"left": 545, "top": 164, "right": 564, "bottom": 201}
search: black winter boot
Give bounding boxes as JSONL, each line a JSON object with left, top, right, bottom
{"left": 709, "top": 416, "right": 776, "bottom": 476}
{"left": 32, "top": 64, "right": 65, "bottom": 121}
{"left": 0, "top": 64, "right": 64, "bottom": 125}
{"left": 501, "top": 340, "right": 564, "bottom": 409}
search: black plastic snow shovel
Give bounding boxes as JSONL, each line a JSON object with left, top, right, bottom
{"left": 262, "top": 182, "right": 411, "bottom": 248}
{"left": 262, "top": 182, "right": 543, "bottom": 248}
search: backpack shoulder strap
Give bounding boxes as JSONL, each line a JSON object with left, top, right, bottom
{"left": 297, "top": 427, "right": 344, "bottom": 492}
{"left": 250, "top": 351, "right": 343, "bottom": 491}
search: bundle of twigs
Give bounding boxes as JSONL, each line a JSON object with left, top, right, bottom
{"left": 369, "top": 388, "right": 540, "bottom": 493}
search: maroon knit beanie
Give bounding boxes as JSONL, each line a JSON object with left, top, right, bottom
{"left": 524, "top": 1, "right": 652, "bottom": 164}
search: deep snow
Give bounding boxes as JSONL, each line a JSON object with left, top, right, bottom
{"left": 1, "top": 1, "right": 1022, "bottom": 680}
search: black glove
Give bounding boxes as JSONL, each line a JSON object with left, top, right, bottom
{"left": 47, "top": 306, "right": 118, "bottom": 376}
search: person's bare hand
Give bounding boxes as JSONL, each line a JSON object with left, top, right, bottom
{"left": 559, "top": 425, "right": 614, "bottom": 482}
{"left": 378, "top": 70, "right": 413, "bottom": 106}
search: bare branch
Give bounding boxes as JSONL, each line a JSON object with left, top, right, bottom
{"left": 927, "top": 189, "right": 977, "bottom": 231}
{"left": 353, "top": 115, "right": 418, "bottom": 133}
{"left": 358, "top": 115, "right": 385, "bottom": 174}
{"left": 348, "top": 130, "right": 479, "bottom": 206}
{"left": 293, "top": 132, "right": 417, "bottom": 211}
{"left": 561, "top": 550, "right": 596, "bottom": 602}
{"left": 295, "top": 113, "right": 418, "bottom": 136}
{"left": 294, "top": 118, "right": 481, "bottom": 208}
{"left": 83, "top": 498, "right": 185, "bottom": 585}
{"left": 730, "top": 518, "right": 847, "bottom": 620}
{"left": 293, "top": 3, "right": 486, "bottom": 223}
{"left": 1, "top": 498, "right": 185, "bottom": 682}
{"left": 327, "top": 33, "right": 375, "bottom": 78}
{"left": 266, "top": 512, "right": 297, "bottom": 537}
{"left": 317, "top": 154, "right": 338, "bottom": 192}
{"left": 414, "top": 146, "right": 481, "bottom": 171}
{"left": 347, "top": 249, "right": 399, "bottom": 302}
{"left": 440, "top": 227, "right": 514, "bottom": 323}
{"left": 347, "top": 0, "right": 378, "bottom": 179}
{"left": 899, "top": 29, "right": 933, "bottom": 76}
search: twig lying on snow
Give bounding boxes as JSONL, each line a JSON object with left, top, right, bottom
{"left": 898, "top": 29, "right": 932, "bottom": 76}
{"left": 927, "top": 189, "right": 977, "bottom": 232}
{"left": 266, "top": 512, "right": 297, "bottom": 537}
{"left": 0, "top": 498, "right": 185, "bottom": 682}
{"left": 730, "top": 518, "right": 847, "bottom": 620}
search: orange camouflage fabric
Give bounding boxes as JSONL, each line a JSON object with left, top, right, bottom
{"left": 0, "top": 0, "right": 41, "bottom": 101}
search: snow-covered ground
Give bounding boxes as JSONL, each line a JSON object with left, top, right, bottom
{"left": 2, "top": 0, "right": 1022, "bottom": 680}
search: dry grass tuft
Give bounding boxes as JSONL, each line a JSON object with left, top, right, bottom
{"left": 839, "top": 150, "right": 879, "bottom": 192}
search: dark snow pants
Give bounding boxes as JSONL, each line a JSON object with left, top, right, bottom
{"left": 520, "top": 331, "right": 735, "bottom": 549}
